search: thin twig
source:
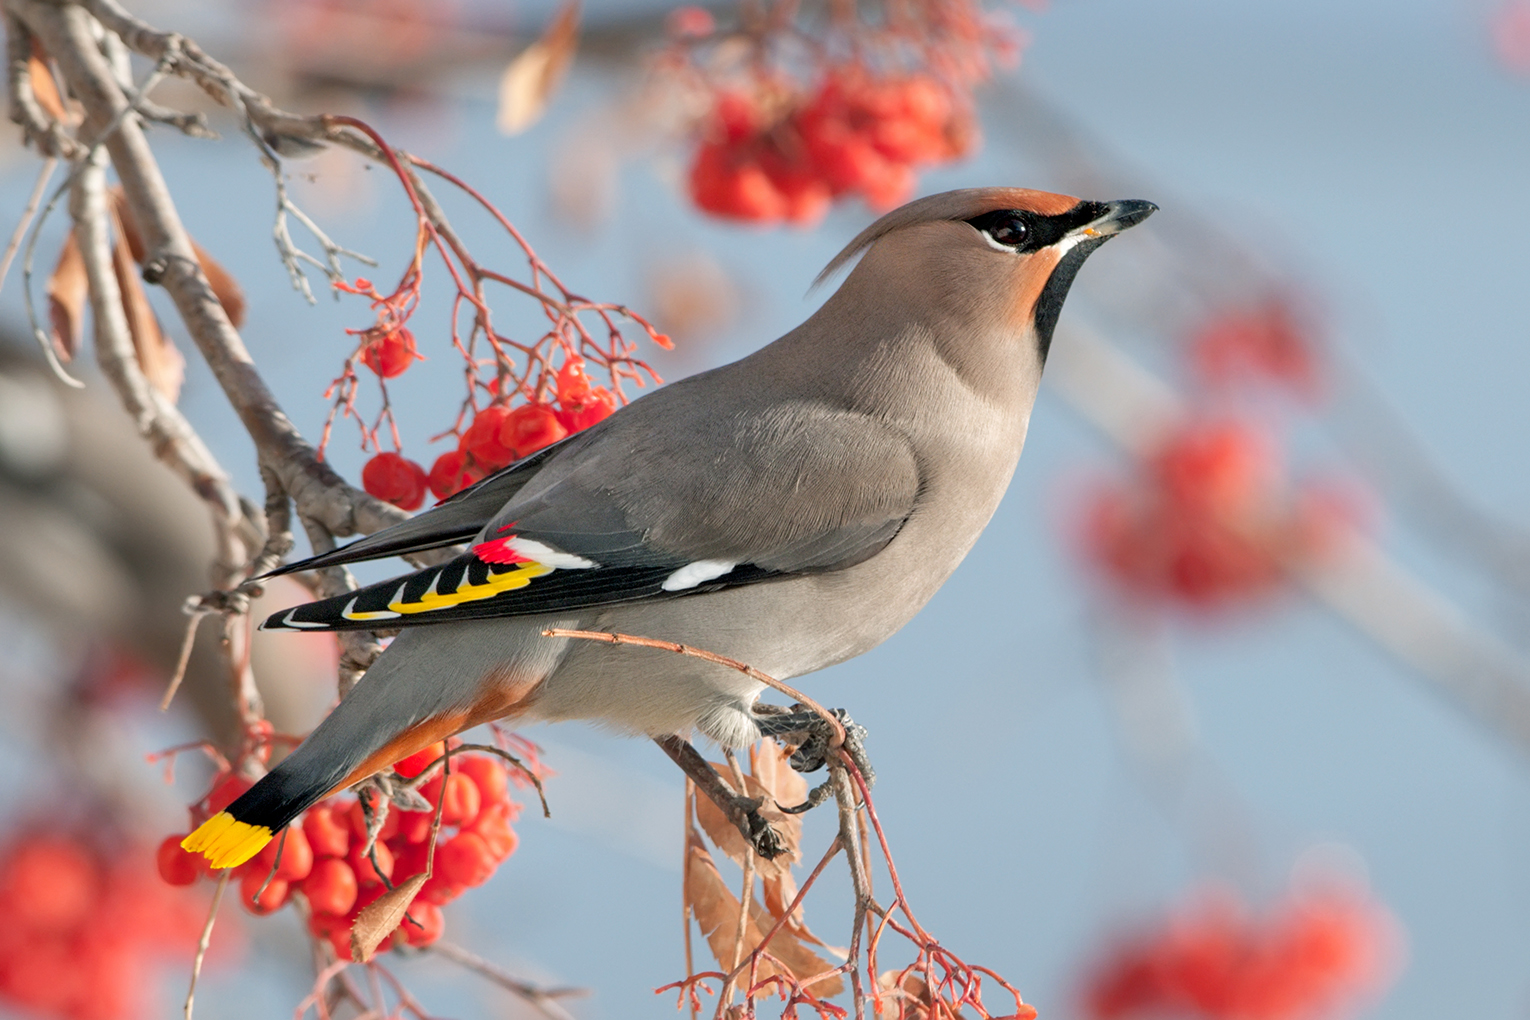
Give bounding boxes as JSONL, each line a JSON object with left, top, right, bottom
{"left": 429, "top": 942, "right": 587, "bottom": 1020}
{"left": 0, "top": 154, "right": 54, "bottom": 294}
{"left": 544, "top": 628, "right": 846, "bottom": 749}
{"left": 683, "top": 778, "right": 700, "bottom": 1020}
{"left": 159, "top": 608, "right": 210, "bottom": 711}
{"left": 720, "top": 750, "right": 756, "bottom": 1008}
{"left": 184, "top": 870, "right": 229, "bottom": 1020}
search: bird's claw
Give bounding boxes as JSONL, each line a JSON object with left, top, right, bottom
{"left": 733, "top": 795, "right": 787, "bottom": 858}
{"left": 753, "top": 704, "right": 875, "bottom": 814}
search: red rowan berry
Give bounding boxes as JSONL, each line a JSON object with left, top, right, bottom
{"left": 555, "top": 359, "right": 592, "bottom": 407}
{"left": 562, "top": 387, "right": 616, "bottom": 432}
{"left": 427, "top": 450, "right": 482, "bottom": 500}
{"left": 303, "top": 804, "right": 351, "bottom": 859}
{"left": 348, "top": 840, "right": 394, "bottom": 888}
{"left": 361, "top": 452, "right": 428, "bottom": 511}
{"left": 238, "top": 869, "right": 289, "bottom": 915}
{"left": 472, "top": 802, "right": 520, "bottom": 862}
{"left": 156, "top": 834, "right": 203, "bottom": 887}
{"left": 302, "top": 858, "right": 358, "bottom": 916}
{"left": 456, "top": 755, "right": 508, "bottom": 814}
{"left": 499, "top": 403, "right": 568, "bottom": 459}
{"left": 394, "top": 742, "right": 447, "bottom": 779}
{"left": 252, "top": 826, "right": 314, "bottom": 882}
{"left": 390, "top": 840, "right": 430, "bottom": 884}
{"left": 359, "top": 326, "right": 420, "bottom": 378}
{"left": 347, "top": 794, "right": 400, "bottom": 843}
{"left": 461, "top": 406, "right": 517, "bottom": 470}
{"left": 395, "top": 809, "right": 435, "bottom": 845}
{"left": 437, "top": 831, "right": 497, "bottom": 887}
{"left": 400, "top": 901, "right": 445, "bottom": 947}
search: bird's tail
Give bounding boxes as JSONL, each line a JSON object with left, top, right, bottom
{"left": 182, "top": 676, "right": 472, "bottom": 868}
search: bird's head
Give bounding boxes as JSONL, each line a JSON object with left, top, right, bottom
{"left": 816, "top": 187, "right": 1156, "bottom": 374}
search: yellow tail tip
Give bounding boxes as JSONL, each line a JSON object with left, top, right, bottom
{"left": 182, "top": 812, "right": 273, "bottom": 869}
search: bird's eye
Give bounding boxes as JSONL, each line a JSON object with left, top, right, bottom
{"left": 988, "top": 215, "right": 1030, "bottom": 247}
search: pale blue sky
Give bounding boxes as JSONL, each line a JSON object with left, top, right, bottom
{"left": 2, "top": 0, "right": 1528, "bottom": 1016}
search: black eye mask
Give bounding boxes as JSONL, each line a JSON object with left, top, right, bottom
{"left": 964, "top": 201, "right": 1111, "bottom": 254}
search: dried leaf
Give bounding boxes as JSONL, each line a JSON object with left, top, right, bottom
{"left": 750, "top": 741, "right": 808, "bottom": 812}
{"left": 685, "top": 830, "right": 844, "bottom": 998}
{"left": 109, "top": 209, "right": 183, "bottom": 402}
{"left": 110, "top": 189, "right": 144, "bottom": 262}
{"left": 46, "top": 228, "right": 87, "bottom": 362}
{"left": 109, "top": 187, "right": 246, "bottom": 328}
{"left": 746, "top": 898, "right": 844, "bottom": 998}
{"left": 877, "top": 970, "right": 934, "bottom": 1018}
{"left": 350, "top": 873, "right": 427, "bottom": 963}
{"left": 192, "top": 240, "right": 246, "bottom": 328}
{"left": 496, "top": 0, "right": 580, "bottom": 135}
{"left": 28, "top": 52, "right": 65, "bottom": 122}
{"left": 747, "top": 741, "right": 840, "bottom": 950}
{"left": 694, "top": 767, "right": 800, "bottom": 878}
{"left": 688, "top": 829, "right": 779, "bottom": 977}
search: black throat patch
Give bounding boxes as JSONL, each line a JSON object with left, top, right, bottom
{"left": 1034, "top": 235, "right": 1108, "bottom": 364}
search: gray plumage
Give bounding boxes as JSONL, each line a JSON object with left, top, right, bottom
{"left": 242, "top": 188, "right": 1155, "bottom": 831}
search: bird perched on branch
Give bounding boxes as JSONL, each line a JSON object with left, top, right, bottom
{"left": 185, "top": 187, "right": 1155, "bottom": 868}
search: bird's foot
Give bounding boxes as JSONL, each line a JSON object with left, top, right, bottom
{"left": 654, "top": 734, "right": 787, "bottom": 860}
{"left": 752, "top": 704, "right": 874, "bottom": 815}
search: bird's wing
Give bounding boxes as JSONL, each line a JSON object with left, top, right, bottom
{"left": 261, "top": 399, "right": 920, "bottom": 632}
{"left": 263, "top": 438, "right": 577, "bottom": 577}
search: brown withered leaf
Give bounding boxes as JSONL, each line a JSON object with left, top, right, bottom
{"left": 193, "top": 241, "right": 246, "bottom": 327}
{"left": 496, "top": 0, "right": 580, "bottom": 135}
{"left": 746, "top": 898, "right": 844, "bottom": 998}
{"left": 749, "top": 741, "right": 839, "bottom": 951}
{"left": 46, "top": 228, "right": 87, "bottom": 362}
{"left": 694, "top": 767, "right": 800, "bottom": 878}
{"left": 688, "top": 829, "right": 781, "bottom": 978}
{"left": 750, "top": 741, "right": 808, "bottom": 813}
{"left": 28, "top": 51, "right": 66, "bottom": 122}
{"left": 685, "top": 830, "right": 844, "bottom": 997}
{"left": 350, "top": 873, "right": 428, "bottom": 963}
{"left": 108, "top": 187, "right": 246, "bottom": 328}
{"left": 760, "top": 864, "right": 844, "bottom": 956}
{"left": 109, "top": 208, "right": 184, "bottom": 401}
{"left": 877, "top": 970, "right": 936, "bottom": 1019}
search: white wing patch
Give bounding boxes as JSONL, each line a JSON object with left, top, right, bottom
{"left": 661, "top": 559, "right": 737, "bottom": 592}
{"left": 506, "top": 537, "right": 597, "bottom": 570}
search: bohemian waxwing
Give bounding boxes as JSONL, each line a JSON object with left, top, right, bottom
{"left": 185, "top": 187, "right": 1156, "bottom": 867}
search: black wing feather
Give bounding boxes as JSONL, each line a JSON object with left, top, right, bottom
{"left": 264, "top": 440, "right": 572, "bottom": 578}
{"left": 260, "top": 553, "right": 781, "bottom": 633}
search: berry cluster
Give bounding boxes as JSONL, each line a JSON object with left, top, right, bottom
{"left": 1190, "top": 300, "right": 1320, "bottom": 401}
{"left": 158, "top": 744, "right": 521, "bottom": 961}
{"left": 360, "top": 358, "right": 617, "bottom": 510}
{"left": 1081, "top": 419, "right": 1360, "bottom": 609}
{"left": 0, "top": 831, "right": 207, "bottom": 1020}
{"left": 1083, "top": 883, "right": 1396, "bottom": 1020}
{"left": 689, "top": 70, "right": 974, "bottom": 225}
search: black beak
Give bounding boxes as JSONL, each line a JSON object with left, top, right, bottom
{"left": 1083, "top": 199, "right": 1158, "bottom": 236}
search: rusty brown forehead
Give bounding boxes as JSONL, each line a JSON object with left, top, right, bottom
{"left": 984, "top": 188, "right": 1081, "bottom": 216}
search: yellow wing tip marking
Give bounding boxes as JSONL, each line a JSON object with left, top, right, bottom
{"left": 182, "top": 812, "right": 273, "bottom": 869}
{"left": 388, "top": 561, "right": 554, "bottom": 615}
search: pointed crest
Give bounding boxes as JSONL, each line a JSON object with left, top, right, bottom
{"left": 812, "top": 187, "right": 1081, "bottom": 288}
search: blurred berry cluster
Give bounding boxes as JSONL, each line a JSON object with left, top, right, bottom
{"left": 157, "top": 740, "right": 526, "bottom": 961}
{"left": 689, "top": 70, "right": 974, "bottom": 224}
{"left": 1078, "top": 298, "right": 1365, "bottom": 610}
{"left": 1083, "top": 882, "right": 1398, "bottom": 1020}
{"left": 0, "top": 831, "right": 207, "bottom": 1020}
